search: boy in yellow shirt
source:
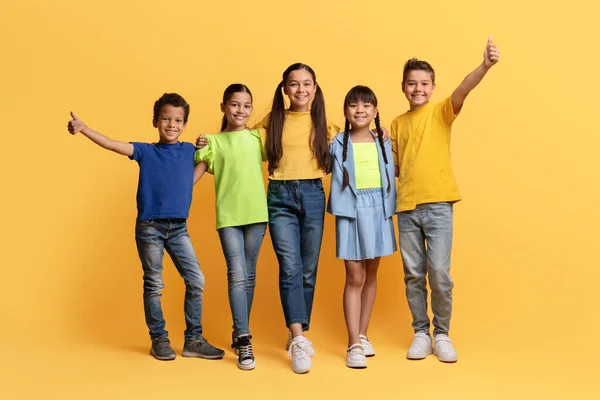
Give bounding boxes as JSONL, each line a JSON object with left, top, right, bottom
{"left": 391, "top": 37, "right": 500, "bottom": 362}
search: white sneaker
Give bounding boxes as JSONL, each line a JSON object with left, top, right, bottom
{"left": 433, "top": 334, "right": 458, "bottom": 363}
{"left": 286, "top": 331, "right": 315, "bottom": 356}
{"left": 287, "top": 336, "right": 313, "bottom": 374}
{"left": 346, "top": 344, "right": 367, "bottom": 369}
{"left": 359, "top": 335, "right": 375, "bottom": 357}
{"left": 407, "top": 332, "right": 433, "bottom": 360}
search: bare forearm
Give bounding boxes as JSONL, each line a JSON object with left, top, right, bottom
{"left": 80, "top": 126, "right": 133, "bottom": 156}
{"left": 193, "top": 162, "right": 208, "bottom": 184}
{"left": 451, "top": 62, "right": 491, "bottom": 110}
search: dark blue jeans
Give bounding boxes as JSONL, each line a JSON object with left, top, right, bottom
{"left": 267, "top": 179, "right": 325, "bottom": 330}
{"left": 135, "top": 219, "right": 204, "bottom": 340}
{"left": 218, "top": 223, "right": 267, "bottom": 337}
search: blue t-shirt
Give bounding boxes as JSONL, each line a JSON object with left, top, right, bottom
{"left": 129, "top": 142, "right": 196, "bottom": 221}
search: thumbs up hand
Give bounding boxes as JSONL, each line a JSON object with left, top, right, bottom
{"left": 67, "top": 111, "right": 87, "bottom": 135}
{"left": 484, "top": 36, "right": 500, "bottom": 68}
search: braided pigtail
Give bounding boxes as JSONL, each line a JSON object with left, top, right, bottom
{"left": 374, "top": 112, "right": 391, "bottom": 196}
{"left": 342, "top": 118, "right": 350, "bottom": 190}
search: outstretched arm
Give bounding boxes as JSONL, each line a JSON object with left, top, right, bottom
{"left": 193, "top": 161, "right": 208, "bottom": 184}
{"left": 67, "top": 112, "right": 134, "bottom": 157}
{"left": 451, "top": 36, "right": 500, "bottom": 114}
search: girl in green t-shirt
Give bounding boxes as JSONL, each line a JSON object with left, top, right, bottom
{"left": 194, "top": 84, "right": 268, "bottom": 371}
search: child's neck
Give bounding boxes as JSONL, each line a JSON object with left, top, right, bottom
{"left": 289, "top": 104, "right": 309, "bottom": 112}
{"left": 350, "top": 126, "right": 374, "bottom": 142}
{"left": 158, "top": 138, "right": 178, "bottom": 144}
{"left": 409, "top": 101, "right": 429, "bottom": 111}
{"left": 222, "top": 124, "right": 247, "bottom": 133}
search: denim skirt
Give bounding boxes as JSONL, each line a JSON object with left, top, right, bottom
{"left": 335, "top": 188, "right": 397, "bottom": 261}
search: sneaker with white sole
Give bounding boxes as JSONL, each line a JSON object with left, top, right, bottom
{"left": 287, "top": 336, "right": 313, "bottom": 374}
{"left": 286, "top": 331, "right": 315, "bottom": 356}
{"left": 407, "top": 331, "right": 433, "bottom": 360}
{"left": 236, "top": 335, "right": 256, "bottom": 370}
{"left": 359, "top": 335, "right": 375, "bottom": 357}
{"left": 346, "top": 344, "right": 367, "bottom": 369}
{"left": 433, "top": 334, "right": 458, "bottom": 363}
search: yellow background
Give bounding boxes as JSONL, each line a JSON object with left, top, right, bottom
{"left": 1, "top": 0, "right": 599, "bottom": 398}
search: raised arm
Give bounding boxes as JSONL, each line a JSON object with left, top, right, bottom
{"left": 67, "top": 112, "right": 134, "bottom": 157}
{"left": 451, "top": 36, "right": 500, "bottom": 114}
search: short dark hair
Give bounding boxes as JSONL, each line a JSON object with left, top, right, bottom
{"left": 402, "top": 58, "right": 435, "bottom": 84}
{"left": 153, "top": 93, "right": 190, "bottom": 123}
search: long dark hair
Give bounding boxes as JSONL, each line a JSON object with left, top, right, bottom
{"left": 265, "top": 63, "right": 330, "bottom": 175}
{"left": 221, "top": 83, "right": 253, "bottom": 132}
{"left": 341, "top": 85, "right": 391, "bottom": 195}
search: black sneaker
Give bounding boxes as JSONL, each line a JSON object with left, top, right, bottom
{"left": 182, "top": 336, "right": 225, "bottom": 359}
{"left": 150, "top": 335, "right": 176, "bottom": 361}
{"left": 236, "top": 335, "right": 256, "bottom": 370}
{"left": 231, "top": 333, "right": 240, "bottom": 355}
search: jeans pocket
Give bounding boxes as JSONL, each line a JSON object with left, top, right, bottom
{"left": 268, "top": 182, "right": 282, "bottom": 193}
{"left": 314, "top": 180, "right": 324, "bottom": 192}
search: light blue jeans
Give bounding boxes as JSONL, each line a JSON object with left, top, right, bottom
{"left": 218, "top": 223, "right": 267, "bottom": 336}
{"left": 397, "top": 202, "right": 454, "bottom": 336}
{"left": 135, "top": 219, "right": 204, "bottom": 340}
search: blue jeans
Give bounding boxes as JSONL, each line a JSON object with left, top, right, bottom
{"left": 218, "top": 223, "right": 267, "bottom": 337}
{"left": 135, "top": 219, "right": 204, "bottom": 340}
{"left": 267, "top": 179, "right": 325, "bottom": 330}
{"left": 397, "top": 202, "right": 454, "bottom": 336}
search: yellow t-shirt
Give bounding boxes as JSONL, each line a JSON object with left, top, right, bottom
{"left": 390, "top": 97, "right": 461, "bottom": 212}
{"left": 255, "top": 111, "right": 339, "bottom": 180}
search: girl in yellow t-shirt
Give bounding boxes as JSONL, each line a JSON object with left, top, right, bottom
{"left": 327, "top": 86, "right": 397, "bottom": 369}
{"left": 256, "top": 63, "right": 339, "bottom": 374}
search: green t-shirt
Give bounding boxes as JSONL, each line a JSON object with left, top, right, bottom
{"left": 194, "top": 129, "right": 268, "bottom": 230}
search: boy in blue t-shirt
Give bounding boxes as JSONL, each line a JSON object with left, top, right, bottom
{"left": 67, "top": 93, "right": 224, "bottom": 361}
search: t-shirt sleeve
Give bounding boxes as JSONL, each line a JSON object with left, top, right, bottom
{"left": 253, "top": 113, "right": 271, "bottom": 131}
{"left": 327, "top": 120, "right": 341, "bottom": 141}
{"left": 389, "top": 119, "right": 399, "bottom": 167}
{"left": 439, "top": 96, "right": 460, "bottom": 127}
{"left": 129, "top": 142, "right": 149, "bottom": 162}
{"left": 249, "top": 129, "right": 267, "bottom": 162}
{"left": 193, "top": 136, "right": 216, "bottom": 173}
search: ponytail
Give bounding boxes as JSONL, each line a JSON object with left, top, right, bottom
{"left": 310, "top": 85, "right": 331, "bottom": 173}
{"left": 374, "top": 112, "right": 391, "bottom": 196}
{"left": 342, "top": 119, "right": 350, "bottom": 190}
{"left": 266, "top": 81, "right": 286, "bottom": 175}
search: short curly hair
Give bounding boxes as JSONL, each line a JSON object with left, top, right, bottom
{"left": 402, "top": 58, "right": 435, "bottom": 84}
{"left": 153, "top": 93, "right": 190, "bottom": 123}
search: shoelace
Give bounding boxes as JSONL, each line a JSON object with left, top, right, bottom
{"left": 187, "top": 337, "right": 207, "bottom": 347}
{"left": 238, "top": 344, "right": 254, "bottom": 361}
{"left": 287, "top": 339, "right": 311, "bottom": 360}
{"left": 156, "top": 340, "right": 171, "bottom": 350}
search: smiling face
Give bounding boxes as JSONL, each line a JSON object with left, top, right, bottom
{"left": 402, "top": 69, "right": 435, "bottom": 110}
{"left": 221, "top": 91, "right": 253, "bottom": 131}
{"left": 284, "top": 68, "right": 317, "bottom": 112}
{"left": 153, "top": 104, "right": 186, "bottom": 144}
{"left": 345, "top": 100, "right": 377, "bottom": 131}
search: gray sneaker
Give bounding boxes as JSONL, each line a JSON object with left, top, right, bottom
{"left": 182, "top": 336, "right": 225, "bottom": 359}
{"left": 150, "top": 335, "right": 176, "bottom": 361}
